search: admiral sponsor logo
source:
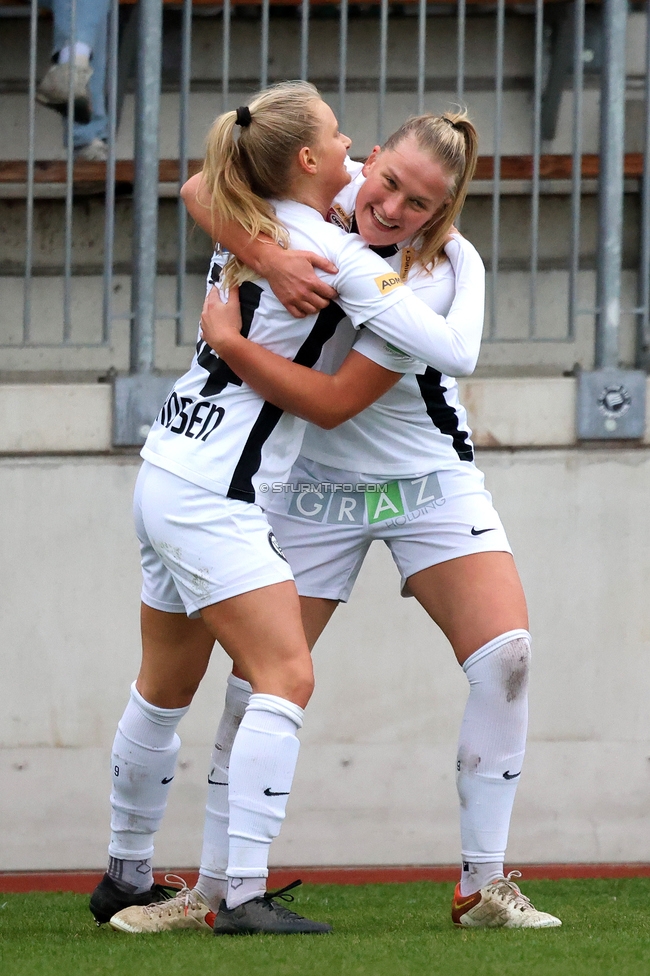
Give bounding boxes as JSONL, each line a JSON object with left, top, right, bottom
{"left": 326, "top": 204, "right": 352, "bottom": 232}
{"left": 158, "top": 391, "right": 225, "bottom": 441}
{"left": 374, "top": 273, "right": 403, "bottom": 295}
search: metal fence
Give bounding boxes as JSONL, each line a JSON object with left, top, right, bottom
{"left": 0, "top": 0, "right": 649, "bottom": 395}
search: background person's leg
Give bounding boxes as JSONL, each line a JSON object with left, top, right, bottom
{"left": 38, "top": 0, "right": 110, "bottom": 138}
{"left": 71, "top": 7, "right": 109, "bottom": 153}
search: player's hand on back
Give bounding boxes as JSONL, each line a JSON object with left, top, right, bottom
{"left": 263, "top": 247, "right": 339, "bottom": 318}
{"left": 200, "top": 285, "right": 243, "bottom": 355}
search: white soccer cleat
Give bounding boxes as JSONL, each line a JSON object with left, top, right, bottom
{"left": 109, "top": 875, "right": 216, "bottom": 934}
{"left": 451, "top": 871, "right": 562, "bottom": 929}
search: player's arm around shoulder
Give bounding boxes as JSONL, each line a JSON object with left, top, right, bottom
{"left": 200, "top": 285, "right": 401, "bottom": 429}
{"left": 181, "top": 174, "right": 339, "bottom": 318}
{"left": 444, "top": 232, "right": 486, "bottom": 289}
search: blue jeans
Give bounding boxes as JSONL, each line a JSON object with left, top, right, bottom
{"left": 41, "top": 0, "right": 111, "bottom": 147}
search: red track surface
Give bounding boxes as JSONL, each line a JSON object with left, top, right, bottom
{"left": 2, "top": 864, "right": 650, "bottom": 894}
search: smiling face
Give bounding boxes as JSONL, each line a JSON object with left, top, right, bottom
{"left": 354, "top": 134, "right": 454, "bottom": 246}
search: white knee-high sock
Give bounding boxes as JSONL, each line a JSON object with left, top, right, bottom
{"left": 194, "top": 674, "right": 252, "bottom": 910}
{"left": 225, "top": 694, "right": 303, "bottom": 909}
{"left": 456, "top": 630, "right": 531, "bottom": 896}
{"left": 109, "top": 682, "right": 189, "bottom": 864}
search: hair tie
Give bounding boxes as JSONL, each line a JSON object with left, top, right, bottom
{"left": 235, "top": 105, "right": 252, "bottom": 128}
{"left": 442, "top": 116, "right": 458, "bottom": 130}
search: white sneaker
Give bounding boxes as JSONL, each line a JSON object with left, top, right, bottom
{"left": 452, "top": 871, "right": 562, "bottom": 928}
{"left": 36, "top": 58, "right": 93, "bottom": 125}
{"left": 109, "top": 875, "right": 217, "bottom": 934}
{"left": 74, "top": 138, "right": 108, "bottom": 162}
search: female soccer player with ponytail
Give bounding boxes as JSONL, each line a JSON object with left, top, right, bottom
{"left": 93, "top": 83, "right": 500, "bottom": 936}
{"left": 192, "top": 113, "right": 562, "bottom": 930}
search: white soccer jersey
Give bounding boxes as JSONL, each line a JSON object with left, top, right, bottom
{"left": 302, "top": 234, "right": 482, "bottom": 477}
{"left": 141, "top": 197, "right": 443, "bottom": 507}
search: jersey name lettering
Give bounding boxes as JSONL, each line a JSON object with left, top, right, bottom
{"left": 158, "top": 392, "right": 225, "bottom": 441}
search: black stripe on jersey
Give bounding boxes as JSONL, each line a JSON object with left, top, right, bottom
{"left": 197, "top": 282, "right": 263, "bottom": 397}
{"left": 227, "top": 301, "right": 347, "bottom": 502}
{"left": 416, "top": 368, "right": 474, "bottom": 462}
{"left": 349, "top": 215, "right": 400, "bottom": 258}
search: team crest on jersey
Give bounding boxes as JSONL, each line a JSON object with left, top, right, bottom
{"left": 326, "top": 204, "right": 353, "bottom": 232}
{"left": 268, "top": 530, "right": 288, "bottom": 562}
{"left": 374, "top": 273, "right": 403, "bottom": 296}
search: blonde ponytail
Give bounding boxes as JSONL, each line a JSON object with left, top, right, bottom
{"left": 201, "top": 81, "right": 323, "bottom": 287}
{"left": 382, "top": 110, "right": 478, "bottom": 271}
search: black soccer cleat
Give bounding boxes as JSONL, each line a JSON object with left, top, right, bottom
{"left": 212, "top": 880, "right": 332, "bottom": 935}
{"left": 89, "top": 873, "right": 178, "bottom": 925}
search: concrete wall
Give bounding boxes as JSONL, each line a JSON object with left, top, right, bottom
{"left": 1, "top": 382, "right": 649, "bottom": 870}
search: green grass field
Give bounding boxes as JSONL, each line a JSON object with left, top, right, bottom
{"left": 2, "top": 879, "right": 649, "bottom": 976}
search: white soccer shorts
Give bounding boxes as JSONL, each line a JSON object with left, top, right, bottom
{"left": 265, "top": 456, "right": 512, "bottom": 602}
{"left": 134, "top": 461, "right": 294, "bottom": 617}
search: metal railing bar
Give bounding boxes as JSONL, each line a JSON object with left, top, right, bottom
{"left": 488, "top": 0, "right": 505, "bottom": 338}
{"left": 176, "top": 0, "right": 192, "bottom": 346}
{"left": 457, "top": 0, "right": 466, "bottom": 103}
{"left": 595, "top": 0, "right": 627, "bottom": 369}
{"left": 222, "top": 0, "right": 231, "bottom": 112}
{"left": 637, "top": 3, "right": 650, "bottom": 364}
{"left": 300, "top": 0, "right": 310, "bottom": 81}
{"left": 102, "top": 0, "right": 119, "bottom": 347}
{"left": 568, "top": 0, "right": 586, "bottom": 343}
{"left": 529, "top": 0, "right": 544, "bottom": 338}
{"left": 14, "top": 2, "right": 648, "bottom": 370}
{"left": 62, "top": 0, "right": 77, "bottom": 344}
{"left": 378, "top": 0, "right": 388, "bottom": 144}
{"left": 260, "top": 0, "right": 269, "bottom": 90}
{"left": 338, "top": 0, "right": 348, "bottom": 129}
{"left": 417, "top": 0, "right": 426, "bottom": 116}
{"left": 131, "top": 0, "right": 163, "bottom": 374}
{"left": 23, "top": 0, "right": 38, "bottom": 345}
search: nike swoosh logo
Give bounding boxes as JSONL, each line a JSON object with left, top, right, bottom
{"left": 208, "top": 776, "right": 228, "bottom": 785}
{"left": 161, "top": 776, "right": 174, "bottom": 784}
{"left": 454, "top": 893, "right": 481, "bottom": 911}
{"left": 503, "top": 770, "right": 521, "bottom": 780}
{"left": 264, "top": 788, "right": 290, "bottom": 796}
{"left": 471, "top": 527, "right": 496, "bottom": 536}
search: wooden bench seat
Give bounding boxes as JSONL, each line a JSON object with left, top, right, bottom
{"left": 0, "top": 154, "right": 644, "bottom": 185}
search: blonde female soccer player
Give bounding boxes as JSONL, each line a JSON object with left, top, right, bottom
{"left": 189, "top": 113, "right": 561, "bottom": 930}
{"left": 92, "top": 83, "right": 494, "bottom": 936}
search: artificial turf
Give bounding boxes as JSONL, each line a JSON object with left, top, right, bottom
{"left": 1, "top": 878, "right": 649, "bottom": 976}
